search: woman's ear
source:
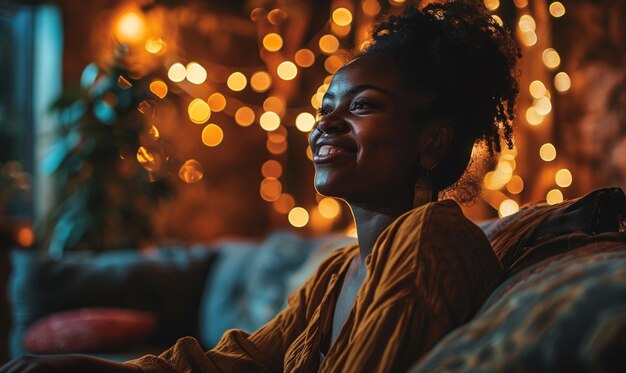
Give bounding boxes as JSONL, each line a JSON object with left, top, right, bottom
{"left": 418, "top": 120, "right": 454, "bottom": 170}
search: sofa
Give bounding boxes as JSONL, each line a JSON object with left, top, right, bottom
{"left": 3, "top": 187, "right": 625, "bottom": 372}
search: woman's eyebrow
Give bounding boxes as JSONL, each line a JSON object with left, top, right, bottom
{"left": 323, "top": 84, "right": 390, "bottom": 101}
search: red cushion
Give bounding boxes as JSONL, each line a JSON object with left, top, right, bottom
{"left": 23, "top": 308, "right": 158, "bottom": 353}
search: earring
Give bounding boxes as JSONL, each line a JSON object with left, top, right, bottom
{"left": 413, "top": 161, "right": 438, "bottom": 208}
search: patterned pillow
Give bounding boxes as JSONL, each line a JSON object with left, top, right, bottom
{"left": 23, "top": 308, "right": 157, "bottom": 353}
{"left": 484, "top": 187, "right": 625, "bottom": 276}
{"left": 408, "top": 233, "right": 626, "bottom": 373}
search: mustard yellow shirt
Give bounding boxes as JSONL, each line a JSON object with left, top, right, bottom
{"left": 127, "top": 200, "right": 503, "bottom": 372}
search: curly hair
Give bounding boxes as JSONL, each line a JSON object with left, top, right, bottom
{"left": 356, "top": 0, "right": 520, "bottom": 196}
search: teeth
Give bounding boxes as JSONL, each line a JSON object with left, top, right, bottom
{"left": 318, "top": 145, "right": 347, "bottom": 156}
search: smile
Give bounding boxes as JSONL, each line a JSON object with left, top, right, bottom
{"left": 313, "top": 144, "right": 356, "bottom": 164}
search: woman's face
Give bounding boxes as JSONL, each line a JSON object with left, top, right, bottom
{"left": 309, "top": 56, "right": 429, "bottom": 206}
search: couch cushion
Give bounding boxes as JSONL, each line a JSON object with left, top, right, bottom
{"left": 408, "top": 233, "right": 626, "bottom": 373}
{"left": 22, "top": 308, "right": 157, "bottom": 354}
{"left": 9, "top": 247, "right": 216, "bottom": 358}
{"left": 483, "top": 187, "right": 625, "bottom": 276}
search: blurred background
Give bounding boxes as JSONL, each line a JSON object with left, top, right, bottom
{"left": 0, "top": 0, "right": 625, "bottom": 251}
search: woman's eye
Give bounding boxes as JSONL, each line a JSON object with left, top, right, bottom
{"left": 351, "top": 100, "right": 371, "bottom": 111}
{"left": 317, "top": 106, "right": 331, "bottom": 118}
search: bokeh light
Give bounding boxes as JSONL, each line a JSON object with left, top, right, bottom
{"left": 362, "top": 0, "right": 381, "bottom": 16}
{"left": 267, "top": 139, "right": 287, "bottom": 155}
{"left": 540, "top": 143, "right": 557, "bottom": 161}
{"left": 295, "top": 49, "right": 316, "bottom": 68}
{"left": 167, "top": 63, "right": 186, "bottom": 82}
{"left": 186, "top": 62, "right": 207, "bottom": 84}
{"left": 227, "top": 72, "right": 247, "bottom": 91}
{"left": 149, "top": 80, "right": 168, "bottom": 99}
{"left": 235, "top": 106, "right": 255, "bottom": 127}
{"left": 534, "top": 97, "right": 552, "bottom": 116}
{"left": 261, "top": 160, "right": 283, "bottom": 178}
{"left": 319, "top": 34, "right": 340, "bottom": 54}
{"left": 188, "top": 98, "right": 211, "bottom": 124}
{"left": 250, "top": 71, "right": 272, "bottom": 92}
{"left": 115, "top": 11, "right": 146, "bottom": 44}
{"left": 260, "top": 177, "right": 282, "bottom": 201}
{"left": 295, "top": 112, "right": 316, "bottom": 132}
{"left": 179, "top": 159, "right": 204, "bottom": 183}
{"left": 529, "top": 80, "right": 547, "bottom": 98}
{"left": 332, "top": 8, "right": 353, "bottom": 26}
{"left": 318, "top": 197, "right": 341, "bottom": 219}
{"left": 554, "top": 72, "right": 571, "bottom": 92}
{"left": 484, "top": 0, "right": 500, "bottom": 11}
{"left": 542, "top": 48, "right": 561, "bottom": 69}
{"left": 260, "top": 111, "right": 281, "bottom": 131}
{"left": 145, "top": 38, "right": 165, "bottom": 54}
{"left": 526, "top": 107, "right": 544, "bottom": 126}
{"left": 277, "top": 61, "right": 298, "bottom": 80}
{"left": 273, "top": 193, "right": 295, "bottom": 214}
{"left": 324, "top": 55, "right": 343, "bottom": 74}
{"left": 506, "top": 175, "right": 524, "bottom": 194}
{"left": 136, "top": 146, "right": 161, "bottom": 172}
{"left": 549, "top": 1, "right": 566, "bottom": 17}
{"left": 263, "top": 96, "right": 286, "bottom": 115}
{"left": 207, "top": 93, "right": 226, "bottom": 112}
{"left": 555, "top": 168, "right": 573, "bottom": 187}
{"left": 263, "top": 33, "right": 283, "bottom": 52}
{"left": 288, "top": 207, "right": 309, "bottom": 227}
{"left": 546, "top": 189, "right": 564, "bottom": 205}
{"left": 499, "top": 199, "right": 519, "bottom": 218}
{"left": 201, "top": 124, "right": 224, "bottom": 147}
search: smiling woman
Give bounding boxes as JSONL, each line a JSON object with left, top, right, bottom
{"left": 0, "top": 1, "right": 520, "bottom": 372}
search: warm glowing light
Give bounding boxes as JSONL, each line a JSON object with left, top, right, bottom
{"left": 491, "top": 15, "right": 503, "bottom": 27}
{"left": 227, "top": 72, "right": 247, "bottom": 91}
{"left": 137, "top": 100, "right": 155, "bottom": 116}
{"left": 268, "top": 126, "right": 287, "bottom": 143}
{"left": 148, "top": 125, "right": 159, "bottom": 140}
{"left": 318, "top": 197, "right": 341, "bottom": 219}
{"left": 188, "top": 98, "right": 211, "bottom": 124}
{"left": 542, "top": 48, "right": 561, "bottom": 69}
{"left": 534, "top": 97, "right": 552, "bottom": 116}
{"left": 529, "top": 80, "right": 547, "bottom": 98}
{"left": 520, "top": 31, "right": 537, "bottom": 46}
{"left": 179, "top": 159, "right": 204, "bottom": 183}
{"left": 136, "top": 146, "right": 161, "bottom": 172}
{"left": 546, "top": 189, "right": 564, "bottom": 205}
{"left": 484, "top": 0, "right": 500, "bottom": 11}
{"left": 306, "top": 146, "right": 313, "bottom": 160}
{"left": 168, "top": 63, "right": 186, "bottom": 82}
{"left": 263, "top": 33, "right": 283, "bottom": 52}
{"left": 324, "top": 55, "right": 344, "bottom": 74}
{"left": 499, "top": 199, "right": 519, "bottom": 218}
{"left": 17, "top": 226, "right": 34, "bottom": 247}
{"left": 390, "top": 0, "right": 406, "bottom": 5}
{"left": 288, "top": 207, "right": 310, "bottom": 227}
{"left": 149, "top": 80, "right": 168, "bottom": 99}
{"left": 207, "top": 93, "right": 226, "bottom": 112}
{"left": 331, "top": 23, "right": 351, "bottom": 37}
{"left": 261, "top": 160, "right": 283, "bottom": 178}
{"left": 277, "top": 61, "right": 298, "bottom": 80}
{"left": 145, "top": 38, "right": 165, "bottom": 54}
{"left": 273, "top": 193, "right": 295, "bottom": 214}
{"left": 295, "top": 112, "right": 316, "bottom": 132}
{"left": 540, "top": 143, "right": 557, "bottom": 161}
{"left": 506, "top": 175, "right": 524, "bottom": 194}
{"left": 514, "top": 0, "right": 528, "bottom": 7}
{"left": 263, "top": 96, "right": 286, "bottom": 115}
{"left": 319, "top": 34, "right": 340, "bottom": 54}
{"left": 555, "top": 168, "right": 573, "bottom": 187}
{"left": 484, "top": 171, "right": 506, "bottom": 190}
{"left": 267, "top": 139, "right": 288, "bottom": 155}
{"left": 186, "top": 62, "right": 207, "bottom": 84}
{"left": 554, "top": 72, "right": 571, "bottom": 92}
{"left": 295, "top": 49, "right": 316, "bottom": 68}
{"left": 115, "top": 11, "right": 146, "bottom": 44}
{"left": 267, "top": 9, "right": 288, "bottom": 25}
{"left": 250, "top": 71, "right": 272, "bottom": 92}
{"left": 526, "top": 107, "right": 544, "bottom": 126}
{"left": 549, "top": 2, "right": 566, "bottom": 17}
{"left": 260, "top": 111, "right": 281, "bottom": 131}
{"left": 362, "top": 0, "right": 381, "bottom": 16}
{"left": 311, "top": 92, "right": 324, "bottom": 109}
{"left": 201, "top": 124, "right": 224, "bottom": 147}
{"left": 260, "top": 177, "right": 282, "bottom": 201}
{"left": 518, "top": 15, "right": 536, "bottom": 32}
{"left": 235, "top": 106, "right": 255, "bottom": 127}
{"left": 332, "top": 8, "right": 353, "bottom": 26}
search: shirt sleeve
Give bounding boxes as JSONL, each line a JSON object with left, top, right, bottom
{"left": 125, "top": 247, "right": 350, "bottom": 373}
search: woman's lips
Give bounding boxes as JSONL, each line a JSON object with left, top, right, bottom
{"left": 313, "top": 145, "right": 356, "bottom": 164}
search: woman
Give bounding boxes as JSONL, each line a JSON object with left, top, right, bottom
{"left": 1, "top": 1, "right": 519, "bottom": 372}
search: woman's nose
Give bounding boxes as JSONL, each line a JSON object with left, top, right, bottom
{"left": 316, "top": 114, "right": 349, "bottom": 135}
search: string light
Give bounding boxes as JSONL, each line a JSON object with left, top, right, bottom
{"left": 534, "top": 97, "right": 552, "bottom": 115}
{"left": 188, "top": 98, "right": 211, "bottom": 124}
{"left": 324, "top": 55, "right": 343, "bottom": 74}
{"left": 207, "top": 93, "right": 226, "bottom": 112}
{"left": 499, "top": 199, "right": 519, "bottom": 218}
{"left": 546, "top": 189, "right": 564, "bottom": 205}
{"left": 555, "top": 168, "right": 573, "bottom": 187}
{"left": 167, "top": 63, "right": 186, "bottom": 82}
{"left": 529, "top": 80, "right": 547, "bottom": 98}
{"left": 506, "top": 175, "right": 524, "bottom": 194}
{"left": 115, "top": 11, "right": 146, "bottom": 44}
{"left": 260, "top": 177, "right": 282, "bottom": 201}
{"left": 149, "top": 80, "right": 168, "bottom": 99}
{"left": 554, "top": 72, "right": 571, "bottom": 92}
{"left": 186, "top": 62, "right": 207, "bottom": 84}
{"left": 288, "top": 207, "right": 309, "bottom": 227}
{"left": 259, "top": 111, "right": 281, "bottom": 131}
{"left": 514, "top": 0, "right": 528, "bottom": 8}
{"left": 549, "top": 2, "right": 566, "bottom": 17}
{"left": 526, "top": 107, "right": 544, "bottom": 126}
{"left": 201, "top": 124, "right": 224, "bottom": 147}
{"left": 540, "top": 143, "right": 557, "bottom": 161}
{"left": 227, "top": 72, "right": 247, "bottom": 91}
{"left": 362, "top": 0, "right": 381, "bottom": 16}
{"left": 145, "top": 38, "right": 165, "bottom": 54}
{"left": 235, "top": 106, "right": 255, "bottom": 127}
{"left": 542, "top": 48, "right": 561, "bottom": 69}
{"left": 262, "top": 33, "right": 283, "bottom": 52}
{"left": 273, "top": 193, "right": 295, "bottom": 214}
{"left": 319, "top": 34, "right": 340, "bottom": 54}
{"left": 263, "top": 96, "right": 286, "bottom": 116}
{"left": 483, "top": 0, "right": 500, "bottom": 11}
{"left": 318, "top": 197, "right": 341, "bottom": 219}
{"left": 250, "top": 71, "right": 272, "bottom": 92}
{"left": 261, "top": 160, "right": 283, "bottom": 178}
{"left": 179, "top": 159, "right": 204, "bottom": 183}
{"left": 332, "top": 8, "right": 353, "bottom": 26}
{"left": 277, "top": 61, "right": 298, "bottom": 80}
{"left": 295, "top": 112, "right": 316, "bottom": 132}
{"left": 295, "top": 49, "right": 316, "bottom": 67}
